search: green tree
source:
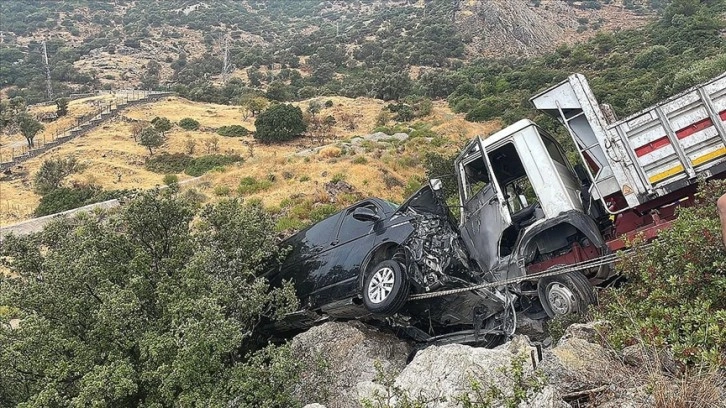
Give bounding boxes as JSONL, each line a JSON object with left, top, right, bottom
{"left": 151, "top": 116, "right": 172, "bottom": 133}
{"left": 266, "top": 81, "right": 293, "bottom": 102}
{"left": 17, "top": 112, "right": 43, "bottom": 148}
{"left": 33, "top": 156, "right": 84, "bottom": 195}
{"left": 139, "top": 127, "right": 166, "bottom": 155}
{"left": 254, "top": 104, "right": 306, "bottom": 143}
{"left": 0, "top": 192, "right": 302, "bottom": 406}
{"left": 55, "top": 97, "right": 69, "bottom": 117}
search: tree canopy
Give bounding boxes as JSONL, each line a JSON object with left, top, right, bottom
{"left": 0, "top": 191, "right": 302, "bottom": 406}
{"left": 17, "top": 113, "right": 43, "bottom": 148}
{"left": 139, "top": 127, "right": 166, "bottom": 155}
{"left": 253, "top": 103, "right": 306, "bottom": 143}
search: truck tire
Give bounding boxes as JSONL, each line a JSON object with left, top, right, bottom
{"left": 362, "top": 260, "right": 410, "bottom": 315}
{"left": 538, "top": 271, "right": 596, "bottom": 318}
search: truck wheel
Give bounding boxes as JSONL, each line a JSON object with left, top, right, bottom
{"left": 363, "top": 260, "right": 410, "bottom": 315}
{"left": 537, "top": 271, "right": 596, "bottom": 318}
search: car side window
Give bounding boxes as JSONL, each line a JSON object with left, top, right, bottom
{"left": 302, "top": 213, "right": 341, "bottom": 249}
{"left": 336, "top": 204, "right": 378, "bottom": 244}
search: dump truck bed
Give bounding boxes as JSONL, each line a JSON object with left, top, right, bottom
{"left": 611, "top": 73, "right": 726, "bottom": 191}
{"left": 532, "top": 72, "right": 726, "bottom": 210}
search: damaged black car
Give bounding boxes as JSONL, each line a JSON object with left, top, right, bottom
{"left": 265, "top": 181, "right": 514, "bottom": 346}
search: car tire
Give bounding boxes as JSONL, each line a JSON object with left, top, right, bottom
{"left": 362, "top": 260, "right": 410, "bottom": 315}
{"left": 537, "top": 271, "right": 596, "bottom": 318}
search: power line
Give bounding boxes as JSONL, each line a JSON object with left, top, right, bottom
{"left": 41, "top": 40, "right": 53, "bottom": 101}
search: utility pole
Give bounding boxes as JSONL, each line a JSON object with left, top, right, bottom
{"left": 336, "top": 21, "right": 339, "bottom": 37}
{"left": 42, "top": 40, "right": 53, "bottom": 101}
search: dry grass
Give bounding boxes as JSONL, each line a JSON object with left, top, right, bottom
{"left": 1, "top": 95, "right": 502, "bottom": 226}
{"left": 652, "top": 371, "right": 725, "bottom": 408}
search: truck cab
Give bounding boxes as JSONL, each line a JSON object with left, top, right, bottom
{"left": 455, "top": 120, "right": 608, "bottom": 316}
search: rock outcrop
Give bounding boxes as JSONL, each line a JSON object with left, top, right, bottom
{"left": 291, "top": 320, "right": 723, "bottom": 408}
{"left": 289, "top": 321, "right": 412, "bottom": 408}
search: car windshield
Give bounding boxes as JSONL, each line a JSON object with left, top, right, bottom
{"left": 382, "top": 200, "right": 399, "bottom": 212}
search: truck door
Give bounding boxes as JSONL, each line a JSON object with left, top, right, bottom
{"left": 457, "top": 140, "right": 511, "bottom": 273}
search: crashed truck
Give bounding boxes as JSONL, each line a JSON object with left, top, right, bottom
{"left": 268, "top": 72, "right": 726, "bottom": 346}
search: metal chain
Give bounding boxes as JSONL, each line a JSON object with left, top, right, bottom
{"left": 408, "top": 244, "right": 651, "bottom": 301}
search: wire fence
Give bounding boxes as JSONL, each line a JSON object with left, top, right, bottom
{"left": 0, "top": 91, "right": 171, "bottom": 170}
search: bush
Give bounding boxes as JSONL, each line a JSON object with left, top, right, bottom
{"left": 178, "top": 117, "right": 200, "bottom": 130}
{"left": 34, "top": 186, "right": 99, "bottom": 216}
{"left": 185, "top": 154, "right": 244, "bottom": 177}
{"left": 145, "top": 153, "right": 194, "bottom": 174}
{"left": 217, "top": 125, "right": 250, "bottom": 137}
{"left": 34, "top": 156, "right": 84, "bottom": 195}
{"left": 213, "top": 185, "right": 231, "bottom": 196}
{"left": 33, "top": 186, "right": 130, "bottom": 216}
{"left": 352, "top": 155, "right": 368, "bottom": 165}
{"left": 163, "top": 174, "right": 179, "bottom": 186}
{"left": 330, "top": 172, "right": 347, "bottom": 183}
{"left": 309, "top": 204, "right": 338, "bottom": 222}
{"left": 237, "top": 176, "right": 273, "bottom": 195}
{"left": 597, "top": 180, "right": 726, "bottom": 368}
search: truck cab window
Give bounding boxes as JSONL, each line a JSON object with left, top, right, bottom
{"left": 462, "top": 158, "right": 490, "bottom": 200}
{"left": 488, "top": 144, "right": 540, "bottom": 220}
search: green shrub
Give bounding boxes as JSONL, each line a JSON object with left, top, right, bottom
{"left": 237, "top": 176, "right": 273, "bottom": 195}
{"left": 352, "top": 155, "right": 368, "bottom": 165}
{"left": 299, "top": 175, "right": 310, "bottom": 182}
{"left": 145, "top": 153, "right": 194, "bottom": 174}
{"left": 331, "top": 172, "right": 347, "bottom": 183}
{"left": 34, "top": 186, "right": 99, "bottom": 216}
{"left": 185, "top": 154, "right": 244, "bottom": 177}
{"left": 324, "top": 100, "right": 334, "bottom": 108}
{"left": 309, "top": 204, "right": 338, "bottom": 222}
{"left": 33, "top": 186, "right": 130, "bottom": 216}
{"left": 217, "top": 125, "right": 250, "bottom": 137}
{"left": 275, "top": 216, "right": 305, "bottom": 232}
{"left": 163, "top": 174, "right": 179, "bottom": 186}
{"left": 596, "top": 180, "right": 726, "bottom": 368}
{"left": 214, "top": 185, "right": 231, "bottom": 196}
{"left": 178, "top": 117, "right": 200, "bottom": 130}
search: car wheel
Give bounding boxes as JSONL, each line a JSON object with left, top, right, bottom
{"left": 537, "top": 271, "right": 596, "bottom": 318}
{"left": 362, "top": 260, "right": 410, "bottom": 315}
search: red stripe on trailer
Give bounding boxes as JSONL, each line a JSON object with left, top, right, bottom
{"left": 633, "top": 109, "right": 726, "bottom": 157}
{"left": 635, "top": 136, "right": 670, "bottom": 157}
{"left": 676, "top": 117, "right": 713, "bottom": 139}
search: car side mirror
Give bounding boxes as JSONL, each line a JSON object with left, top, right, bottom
{"left": 352, "top": 207, "right": 380, "bottom": 222}
{"left": 429, "top": 178, "right": 443, "bottom": 191}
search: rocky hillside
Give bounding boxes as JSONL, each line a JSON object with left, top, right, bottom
{"left": 0, "top": 0, "right": 655, "bottom": 96}
{"left": 456, "top": 0, "right": 652, "bottom": 58}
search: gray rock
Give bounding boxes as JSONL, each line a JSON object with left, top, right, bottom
{"left": 560, "top": 321, "right": 609, "bottom": 344}
{"left": 290, "top": 321, "right": 411, "bottom": 408}
{"left": 303, "top": 404, "right": 327, "bottom": 408}
{"left": 520, "top": 385, "right": 569, "bottom": 408}
{"left": 515, "top": 314, "right": 546, "bottom": 342}
{"left": 366, "top": 335, "right": 564, "bottom": 408}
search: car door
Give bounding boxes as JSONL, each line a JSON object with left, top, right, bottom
{"left": 458, "top": 141, "right": 511, "bottom": 273}
{"left": 311, "top": 201, "right": 381, "bottom": 305}
{"left": 277, "top": 212, "right": 342, "bottom": 307}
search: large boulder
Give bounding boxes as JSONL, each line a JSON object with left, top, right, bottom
{"left": 360, "top": 335, "right": 568, "bottom": 408}
{"left": 289, "top": 321, "right": 412, "bottom": 408}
